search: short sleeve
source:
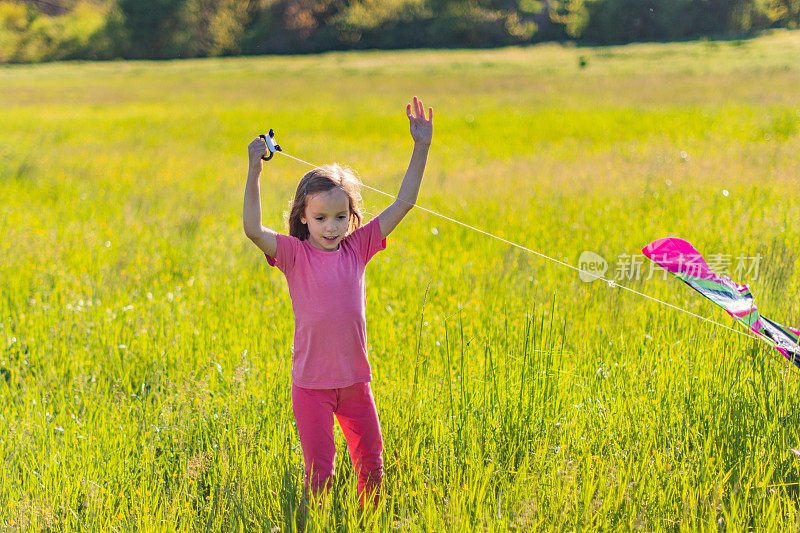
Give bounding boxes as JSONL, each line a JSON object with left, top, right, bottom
{"left": 265, "top": 233, "right": 301, "bottom": 274}
{"left": 344, "top": 218, "right": 386, "bottom": 264}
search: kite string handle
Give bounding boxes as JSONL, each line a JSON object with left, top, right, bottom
{"left": 259, "top": 129, "right": 282, "bottom": 161}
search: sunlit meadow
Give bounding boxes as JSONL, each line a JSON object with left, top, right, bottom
{"left": 1, "top": 30, "right": 800, "bottom": 531}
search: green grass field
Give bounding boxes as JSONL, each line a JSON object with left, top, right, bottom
{"left": 2, "top": 29, "right": 800, "bottom": 531}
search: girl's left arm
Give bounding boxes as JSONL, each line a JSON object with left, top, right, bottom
{"left": 378, "top": 96, "right": 433, "bottom": 240}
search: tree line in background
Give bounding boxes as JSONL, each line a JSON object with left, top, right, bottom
{"left": 1, "top": 0, "right": 799, "bottom": 62}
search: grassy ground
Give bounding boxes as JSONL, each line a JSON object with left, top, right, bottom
{"left": 1, "top": 29, "right": 800, "bottom": 531}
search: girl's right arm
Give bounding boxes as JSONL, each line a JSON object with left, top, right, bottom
{"left": 243, "top": 137, "right": 278, "bottom": 257}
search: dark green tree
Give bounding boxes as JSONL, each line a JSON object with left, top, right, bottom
{"left": 118, "top": 0, "right": 186, "bottom": 58}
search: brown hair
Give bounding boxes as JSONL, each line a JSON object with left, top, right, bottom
{"left": 286, "top": 164, "right": 364, "bottom": 240}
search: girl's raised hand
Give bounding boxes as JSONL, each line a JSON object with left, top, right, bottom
{"left": 407, "top": 96, "right": 433, "bottom": 146}
{"left": 248, "top": 137, "right": 268, "bottom": 170}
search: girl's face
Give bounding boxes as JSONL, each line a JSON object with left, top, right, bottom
{"left": 301, "top": 188, "right": 351, "bottom": 252}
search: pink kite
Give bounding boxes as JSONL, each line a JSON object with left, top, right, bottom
{"left": 643, "top": 237, "right": 800, "bottom": 367}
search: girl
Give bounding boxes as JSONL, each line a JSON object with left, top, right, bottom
{"left": 243, "top": 97, "right": 433, "bottom": 508}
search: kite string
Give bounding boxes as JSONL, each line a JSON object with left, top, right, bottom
{"left": 277, "top": 150, "right": 773, "bottom": 347}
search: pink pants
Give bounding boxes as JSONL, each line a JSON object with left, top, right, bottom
{"left": 291, "top": 382, "right": 383, "bottom": 507}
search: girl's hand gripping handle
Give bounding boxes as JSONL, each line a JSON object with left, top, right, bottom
{"left": 248, "top": 137, "right": 268, "bottom": 172}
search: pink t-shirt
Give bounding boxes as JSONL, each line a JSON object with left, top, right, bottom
{"left": 265, "top": 218, "right": 386, "bottom": 389}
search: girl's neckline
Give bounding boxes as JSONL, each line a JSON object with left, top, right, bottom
{"left": 302, "top": 238, "right": 342, "bottom": 254}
